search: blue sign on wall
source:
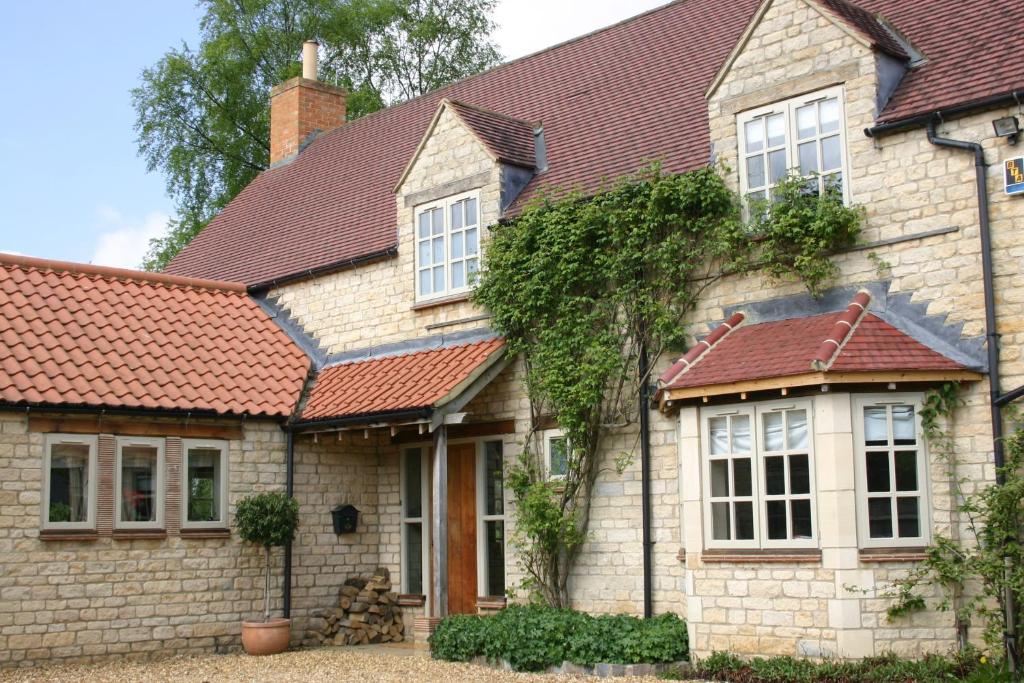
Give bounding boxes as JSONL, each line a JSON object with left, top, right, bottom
{"left": 1006, "top": 157, "right": 1024, "bottom": 195}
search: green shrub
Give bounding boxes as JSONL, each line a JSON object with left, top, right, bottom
{"left": 234, "top": 491, "right": 299, "bottom": 622}
{"left": 429, "top": 605, "right": 687, "bottom": 671}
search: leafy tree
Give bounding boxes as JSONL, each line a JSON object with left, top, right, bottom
{"left": 134, "top": 0, "right": 501, "bottom": 271}
{"left": 235, "top": 491, "right": 300, "bottom": 621}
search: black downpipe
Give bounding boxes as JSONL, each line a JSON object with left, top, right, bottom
{"left": 283, "top": 428, "right": 295, "bottom": 619}
{"left": 926, "top": 118, "right": 1018, "bottom": 673}
{"left": 639, "top": 342, "right": 654, "bottom": 619}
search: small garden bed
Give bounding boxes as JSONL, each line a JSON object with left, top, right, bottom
{"left": 429, "top": 604, "right": 688, "bottom": 673}
{"left": 672, "top": 651, "right": 1008, "bottom": 683}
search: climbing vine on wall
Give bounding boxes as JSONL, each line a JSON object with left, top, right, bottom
{"left": 474, "top": 165, "right": 862, "bottom": 607}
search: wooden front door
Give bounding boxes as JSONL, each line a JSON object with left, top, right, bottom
{"left": 446, "top": 442, "right": 477, "bottom": 614}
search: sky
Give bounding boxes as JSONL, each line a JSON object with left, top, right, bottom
{"left": 0, "top": 0, "right": 666, "bottom": 270}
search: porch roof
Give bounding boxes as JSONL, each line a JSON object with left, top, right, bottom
{"left": 658, "top": 291, "right": 981, "bottom": 403}
{"left": 297, "top": 337, "right": 506, "bottom": 425}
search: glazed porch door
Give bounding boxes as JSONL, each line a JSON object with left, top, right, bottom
{"left": 445, "top": 442, "right": 478, "bottom": 614}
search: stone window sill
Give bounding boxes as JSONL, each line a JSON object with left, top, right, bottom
{"left": 397, "top": 594, "right": 426, "bottom": 607}
{"left": 859, "top": 547, "right": 928, "bottom": 563}
{"left": 701, "top": 548, "right": 822, "bottom": 564}
{"left": 39, "top": 529, "right": 98, "bottom": 542}
{"left": 411, "top": 292, "right": 471, "bottom": 311}
{"left": 477, "top": 596, "right": 507, "bottom": 611}
{"left": 179, "top": 527, "right": 231, "bottom": 539}
{"left": 112, "top": 529, "right": 168, "bottom": 540}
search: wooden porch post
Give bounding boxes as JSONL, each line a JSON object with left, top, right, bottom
{"left": 431, "top": 425, "right": 448, "bottom": 618}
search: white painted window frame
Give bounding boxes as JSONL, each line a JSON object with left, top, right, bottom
{"left": 114, "top": 436, "right": 165, "bottom": 530}
{"left": 737, "top": 85, "right": 851, "bottom": 205}
{"left": 414, "top": 189, "right": 481, "bottom": 302}
{"left": 41, "top": 433, "right": 98, "bottom": 530}
{"left": 399, "top": 446, "right": 431, "bottom": 596}
{"left": 541, "top": 428, "right": 569, "bottom": 481}
{"left": 852, "top": 394, "right": 931, "bottom": 548}
{"left": 701, "top": 399, "right": 818, "bottom": 550}
{"left": 476, "top": 439, "right": 507, "bottom": 598}
{"left": 181, "top": 438, "right": 229, "bottom": 529}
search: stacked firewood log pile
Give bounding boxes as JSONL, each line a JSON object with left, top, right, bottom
{"left": 306, "top": 569, "right": 405, "bottom": 646}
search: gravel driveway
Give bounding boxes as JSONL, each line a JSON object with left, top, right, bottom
{"left": 0, "top": 646, "right": 700, "bottom": 682}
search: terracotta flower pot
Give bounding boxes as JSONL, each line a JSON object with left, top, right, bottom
{"left": 241, "top": 617, "right": 292, "bottom": 655}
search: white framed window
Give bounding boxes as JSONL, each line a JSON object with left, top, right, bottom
{"left": 737, "top": 86, "right": 850, "bottom": 204}
{"left": 702, "top": 400, "right": 817, "bottom": 549}
{"left": 181, "top": 439, "right": 228, "bottom": 529}
{"left": 42, "top": 434, "right": 97, "bottom": 530}
{"left": 115, "top": 436, "right": 164, "bottom": 529}
{"left": 477, "top": 440, "right": 506, "bottom": 597}
{"left": 415, "top": 191, "right": 480, "bottom": 301}
{"left": 853, "top": 396, "right": 930, "bottom": 548}
{"left": 400, "top": 446, "right": 430, "bottom": 595}
{"left": 542, "top": 429, "right": 570, "bottom": 480}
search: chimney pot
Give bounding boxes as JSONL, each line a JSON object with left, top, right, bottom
{"left": 302, "top": 41, "right": 319, "bottom": 81}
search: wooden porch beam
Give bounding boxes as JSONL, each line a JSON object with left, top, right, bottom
{"left": 431, "top": 424, "right": 448, "bottom": 619}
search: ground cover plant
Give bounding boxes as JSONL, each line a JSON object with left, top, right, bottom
{"left": 428, "top": 604, "right": 688, "bottom": 671}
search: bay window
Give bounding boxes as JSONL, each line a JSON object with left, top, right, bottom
{"left": 42, "top": 434, "right": 97, "bottom": 529}
{"left": 702, "top": 401, "right": 817, "bottom": 549}
{"left": 853, "top": 396, "right": 929, "bottom": 547}
{"left": 415, "top": 191, "right": 480, "bottom": 300}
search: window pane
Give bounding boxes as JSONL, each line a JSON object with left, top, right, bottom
{"left": 868, "top": 498, "right": 893, "bottom": 538}
{"left": 485, "top": 442, "right": 504, "bottom": 515}
{"left": 892, "top": 406, "right": 916, "bottom": 445}
{"left": 747, "top": 189, "right": 765, "bottom": 202}
{"left": 733, "top": 458, "right": 752, "bottom": 497}
{"left": 187, "top": 448, "right": 221, "bottom": 523}
{"left": 787, "top": 410, "right": 808, "bottom": 450}
{"left": 744, "top": 119, "right": 764, "bottom": 153}
{"left": 766, "top": 500, "right": 787, "bottom": 540}
{"left": 895, "top": 451, "right": 918, "bottom": 492}
{"left": 866, "top": 451, "right": 890, "bottom": 492}
{"left": 120, "top": 446, "right": 157, "bottom": 522}
{"left": 451, "top": 231, "right": 464, "bottom": 258}
{"left": 799, "top": 141, "right": 818, "bottom": 175}
{"left": 451, "top": 261, "right": 465, "bottom": 289}
{"left": 451, "top": 202, "right": 464, "bottom": 230}
{"left": 824, "top": 172, "right": 843, "bottom": 197}
{"left": 48, "top": 444, "right": 90, "bottom": 523}
{"left": 791, "top": 499, "right": 812, "bottom": 539}
{"left": 419, "top": 269, "right": 431, "bottom": 295}
{"left": 746, "top": 155, "right": 765, "bottom": 189}
{"left": 819, "top": 98, "right": 840, "bottom": 133}
{"left": 897, "top": 497, "right": 920, "bottom": 537}
{"left": 549, "top": 437, "right": 569, "bottom": 478}
{"left": 765, "top": 456, "right": 785, "bottom": 496}
{"left": 431, "top": 208, "right": 444, "bottom": 235}
{"left": 485, "top": 520, "right": 505, "bottom": 596}
{"left": 789, "top": 454, "right": 810, "bottom": 495}
{"left": 709, "top": 417, "right": 728, "bottom": 455}
{"left": 710, "top": 459, "right": 729, "bottom": 497}
{"left": 821, "top": 135, "right": 842, "bottom": 171}
{"left": 432, "top": 236, "right": 445, "bottom": 262}
{"left": 467, "top": 258, "right": 479, "bottom": 278}
{"left": 766, "top": 113, "right": 785, "bottom": 147}
{"left": 796, "top": 104, "right": 817, "bottom": 139}
{"left": 432, "top": 266, "right": 445, "bottom": 292}
{"left": 466, "top": 228, "right": 479, "bottom": 256}
{"left": 732, "top": 415, "right": 751, "bottom": 453}
{"left": 711, "top": 502, "right": 731, "bottom": 540}
{"left": 763, "top": 412, "right": 783, "bottom": 451}
{"left": 768, "top": 149, "right": 787, "bottom": 184}
{"left": 418, "top": 212, "right": 430, "bottom": 238}
{"left": 864, "top": 407, "right": 888, "bottom": 445}
{"left": 735, "top": 502, "right": 755, "bottom": 540}
{"left": 403, "top": 448, "right": 422, "bottom": 518}
{"left": 465, "top": 197, "right": 478, "bottom": 226}
{"left": 418, "top": 240, "right": 431, "bottom": 266}
{"left": 405, "top": 523, "right": 423, "bottom": 594}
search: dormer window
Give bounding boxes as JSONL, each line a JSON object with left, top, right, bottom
{"left": 415, "top": 190, "right": 480, "bottom": 301}
{"left": 737, "top": 86, "right": 849, "bottom": 203}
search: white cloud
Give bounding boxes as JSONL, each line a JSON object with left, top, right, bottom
{"left": 493, "top": 0, "right": 667, "bottom": 61}
{"left": 90, "top": 205, "right": 169, "bottom": 270}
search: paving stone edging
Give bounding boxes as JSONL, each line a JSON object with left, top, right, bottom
{"left": 468, "top": 655, "right": 691, "bottom": 677}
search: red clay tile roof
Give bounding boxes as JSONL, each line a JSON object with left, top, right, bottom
{"left": 0, "top": 254, "right": 310, "bottom": 417}
{"left": 300, "top": 338, "right": 505, "bottom": 422}
{"left": 447, "top": 100, "right": 537, "bottom": 169}
{"left": 661, "top": 294, "right": 965, "bottom": 392}
{"left": 165, "top": 0, "right": 1023, "bottom": 287}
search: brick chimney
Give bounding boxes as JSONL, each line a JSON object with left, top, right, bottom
{"left": 269, "top": 41, "right": 347, "bottom": 165}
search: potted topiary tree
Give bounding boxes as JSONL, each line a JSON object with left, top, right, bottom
{"left": 234, "top": 490, "right": 300, "bottom": 655}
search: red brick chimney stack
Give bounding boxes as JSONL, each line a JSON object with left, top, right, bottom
{"left": 269, "top": 40, "right": 347, "bottom": 165}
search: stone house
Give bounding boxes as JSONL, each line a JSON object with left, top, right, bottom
{"left": 2, "top": 0, "right": 1024, "bottom": 667}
